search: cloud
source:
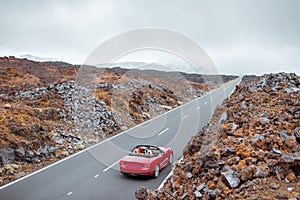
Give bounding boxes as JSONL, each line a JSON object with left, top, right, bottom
{"left": 0, "top": 0, "right": 299, "bottom": 75}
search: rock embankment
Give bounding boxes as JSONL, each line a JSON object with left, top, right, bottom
{"left": 0, "top": 80, "right": 125, "bottom": 185}
{"left": 141, "top": 72, "right": 300, "bottom": 200}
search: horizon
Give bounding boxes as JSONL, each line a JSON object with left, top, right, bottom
{"left": 1, "top": 54, "right": 290, "bottom": 77}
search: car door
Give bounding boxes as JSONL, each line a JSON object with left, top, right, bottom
{"left": 159, "top": 149, "right": 169, "bottom": 168}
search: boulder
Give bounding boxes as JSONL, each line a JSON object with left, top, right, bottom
{"left": 135, "top": 187, "right": 148, "bottom": 200}
{"left": 4, "top": 103, "right": 11, "bottom": 109}
{"left": 4, "top": 164, "right": 20, "bottom": 175}
{"left": 221, "top": 166, "right": 240, "bottom": 189}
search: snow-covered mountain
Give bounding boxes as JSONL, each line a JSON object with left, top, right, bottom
{"left": 20, "top": 54, "right": 58, "bottom": 62}
{"left": 96, "top": 61, "right": 194, "bottom": 73}
{"left": 96, "top": 62, "right": 148, "bottom": 69}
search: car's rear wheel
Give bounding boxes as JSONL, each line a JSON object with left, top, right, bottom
{"left": 169, "top": 153, "right": 173, "bottom": 165}
{"left": 121, "top": 172, "right": 127, "bottom": 176}
{"left": 153, "top": 165, "right": 160, "bottom": 178}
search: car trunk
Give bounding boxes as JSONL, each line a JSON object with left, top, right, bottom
{"left": 121, "top": 155, "right": 152, "bottom": 170}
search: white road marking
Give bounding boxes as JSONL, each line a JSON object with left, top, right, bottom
{"left": 182, "top": 114, "right": 189, "bottom": 119}
{"left": 158, "top": 128, "right": 169, "bottom": 136}
{"left": 196, "top": 107, "right": 200, "bottom": 110}
{"left": 94, "top": 174, "right": 99, "bottom": 178}
{"left": 103, "top": 159, "right": 121, "bottom": 172}
{"left": 67, "top": 192, "right": 72, "bottom": 196}
{"left": 158, "top": 170, "right": 173, "bottom": 190}
{"left": 204, "top": 102, "right": 208, "bottom": 104}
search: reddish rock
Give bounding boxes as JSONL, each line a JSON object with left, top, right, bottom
{"left": 145, "top": 73, "right": 300, "bottom": 199}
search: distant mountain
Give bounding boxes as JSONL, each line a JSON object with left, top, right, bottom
{"left": 20, "top": 54, "right": 58, "bottom": 62}
{"left": 96, "top": 62, "right": 193, "bottom": 73}
{"left": 96, "top": 62, "right": 148, "bottom": 69}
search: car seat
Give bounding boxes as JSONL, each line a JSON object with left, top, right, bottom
{"left": 147, "top": 150, "right": 153, "bottom": 156}
{"left": 133, "top": 149, "right": 139, "bottom": 154}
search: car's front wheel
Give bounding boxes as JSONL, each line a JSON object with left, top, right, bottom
{"left": 153, "top": 165, "right": 160, "bottom": 178}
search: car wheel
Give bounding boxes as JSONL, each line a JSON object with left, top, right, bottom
{"left": 169, "top": 153, "right": 173, "bottom": 165}
{"left": 153, "top": 165, "right": 160, "bottom": 178}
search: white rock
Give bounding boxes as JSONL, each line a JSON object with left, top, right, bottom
{"left": 77, "top": 144, "right": 85, "bottom": 150}
{"left": 4, "top": 104, "right": 11, "bottom": 109}
{"left": 194, "top": 191, "right": 202, "bottom": 198}
{"left": 88, "top": 139, "right": 98, "bottom": 144}
{"left": 61, "top": 150, "right": 69, "bottom": 157}
{"left": 120, "top": 126, "right": 128, "bottom": 131}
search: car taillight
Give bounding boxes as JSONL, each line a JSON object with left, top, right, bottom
{"left": 120, "top": 161, "right": 126, "bottom": 165}
{"left": 141, "top": 163, "right": 151, "bottom": 168}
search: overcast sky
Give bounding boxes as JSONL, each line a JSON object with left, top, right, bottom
{"left": 0, "top": 0, "right": 299, "bottom": 75}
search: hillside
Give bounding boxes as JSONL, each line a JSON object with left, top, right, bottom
{"left": 141, "top": 72, "right": 300, "bottom": 199}
{"left": 0, "top": 56, "right": 237, "bottom": 186}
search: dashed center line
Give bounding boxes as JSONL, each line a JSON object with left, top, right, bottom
{"left": 182, "top": 114, "right": 189, "bottom": 119}
{"left": 103, "top": 159, "right": 121, "bottom": 172}
{"left": 67, "top": 192, "right": 72, "bottom": 196}
{"left": 204, "top": 101, "right": 208, "bottom": 104}
{"left": 94, "top": 174, "right": 99, "bottom": 178}
{"left": 196, "top": 107, "right": 200, "bottom": 110}
{"left": 158, "top": 128, "right": 169, "bottom": 136}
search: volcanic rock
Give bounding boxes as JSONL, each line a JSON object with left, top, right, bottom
{"left": 4, "top": 103, "right": 11, "bottom": 109}
{"left": 135, "top": 187, "right": 148, "bottom": 200}
{"left": 145, "top": 72, "right": 300, "bottom": 199}
{"left": 221, "top": 166, "right": 240, "bottom": 188}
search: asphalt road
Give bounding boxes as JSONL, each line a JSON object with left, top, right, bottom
{"left": 0, "top": 78, "right": 240, "bottom": 200}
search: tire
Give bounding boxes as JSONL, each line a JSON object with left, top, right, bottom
{"left": 121, "top": 171, "right": 130, "bottom": 177}
{"left": 169, "top": 153, "right": 173, "bottom": 165}
{"left": 153, "top": 165, "right": 160, "bottom": 178}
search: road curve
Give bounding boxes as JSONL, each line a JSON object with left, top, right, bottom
{"left": 0, "top": 78, "right": 240, "bottom": 200}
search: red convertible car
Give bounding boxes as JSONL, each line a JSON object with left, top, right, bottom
{"left": 119, "top": 145, "right": 173, "bottom": 178}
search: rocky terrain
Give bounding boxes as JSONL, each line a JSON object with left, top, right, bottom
{"left": 139, "top": 72, "right": 300, "bottom": 199}
{"left": 240, "top": 75, "right": 258, "bottom": 86}
{"left": 0, "top": 56, "right": 237, "bottom": 186}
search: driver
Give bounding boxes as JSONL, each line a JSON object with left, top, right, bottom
{"left": 138, "top": 147, "right": 143, "bottom": 154}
